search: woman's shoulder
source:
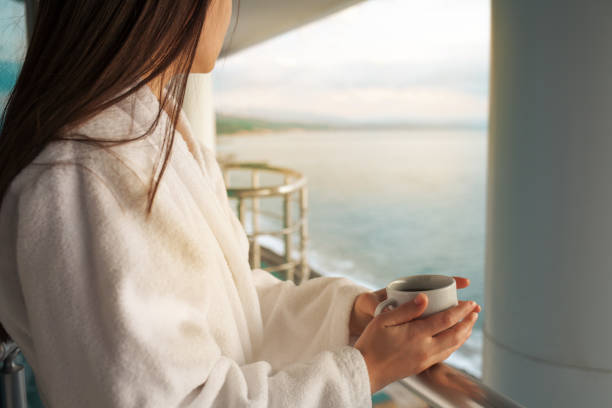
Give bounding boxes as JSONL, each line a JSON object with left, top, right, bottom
{"left": 7, "top": 110, "right": 164, "bottom": 214}
{"left": 4, "top": 144, "right": 150, "bottom": 220}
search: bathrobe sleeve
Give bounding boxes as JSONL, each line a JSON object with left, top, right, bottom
{"left": 251, "top": 268, "right": 372, "bottom": 366}
{"left": 203, "top": 147, "right": 372, "bottom": 363}
{"left": 12, "top": 164, "right": 372, "bottom": 408}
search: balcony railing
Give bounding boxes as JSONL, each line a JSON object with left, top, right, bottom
{"left": 0, "top": 340, "right": 27, "bottom": 408}
{"left": 221, "top": 162, "right": 310, "bottom": 284}
{"left": 221, "top": 161, "right": 525, "bottom": 408}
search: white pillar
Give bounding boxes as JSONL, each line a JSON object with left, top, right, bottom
{"left": 183, "top": 74, "right": 216, "bottom": 153}
{"left": 484, "top": 1, "right": 612, "bottom": 407}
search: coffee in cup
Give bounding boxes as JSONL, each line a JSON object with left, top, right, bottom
{"left": 374, "top": 275, "right": 458, "bottom": 318}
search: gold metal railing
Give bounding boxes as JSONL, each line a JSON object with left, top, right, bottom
{"left": 221, "top": 162, "right": 310, "bottom": 284}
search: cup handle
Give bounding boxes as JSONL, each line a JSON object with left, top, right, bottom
{"left": 374, "top": 298, "right": 398, "bottom": 317}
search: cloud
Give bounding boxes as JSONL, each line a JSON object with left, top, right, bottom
{"left": 215, "top": 84, "right": 487, "bottom": 123}
{"left": 215, "top": 59, "right": 488, "bottom": 95}
{"left": 213, "top": 0, "right": 490, "bottom": 123}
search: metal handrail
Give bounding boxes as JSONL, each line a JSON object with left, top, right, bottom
{"left": 0, "top": 342, "right": 18, "bottom": 368}
{"left": 249, "top": 217, "right": 305, "bottom": 237}
{"left": 221, "top": 162, "right": 310, "bottom": 283}
{"left": 398, "top": 362, "right": 524, "bottom": 408}
{"left": 1, "top": 340, "right": 27, "bottom": 408}
{"left": 245, "top": 207, "right": 302, "bottom": 222}
{"left": 222, "top": 163, "right": 307, "bottom": 198}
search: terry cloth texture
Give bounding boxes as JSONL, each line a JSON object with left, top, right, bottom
{"left": 0, "top": 84, "right": 372, "bottom": 407}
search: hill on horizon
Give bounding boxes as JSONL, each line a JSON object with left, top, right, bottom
{"left": 216, "top": 113, "right": 486, "bottom": 135}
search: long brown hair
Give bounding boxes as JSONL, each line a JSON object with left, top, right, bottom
{"left": 0, "top": 1, "right": 213, "bottom": 211}
{"left": 0, "top": 1, "right": 213, "bottom": 342}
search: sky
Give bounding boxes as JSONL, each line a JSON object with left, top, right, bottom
{"left": 213, "top": 0, "right": 491, "bottom": 125}
{"left": 0, "top": 0, "right": 490, "bottom": 124}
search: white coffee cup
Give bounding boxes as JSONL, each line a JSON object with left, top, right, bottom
{"left": 374, "top": 275, "right": 458, "bottom": 318}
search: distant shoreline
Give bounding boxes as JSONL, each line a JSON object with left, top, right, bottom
{"left": 216, "top": 113, "right": 486, "bottom": 136}
{"left": 219, "top": 127, "right": 311, "bottom": 137}
{"left": 216, "top": 114, "right": 330, "bottom": 136}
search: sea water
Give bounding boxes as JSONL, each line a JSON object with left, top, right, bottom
{"left": 217, "top": 128, "right": 487, "bottom": 377}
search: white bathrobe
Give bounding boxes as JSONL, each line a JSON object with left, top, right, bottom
{"left": 0, "top": 84, "right": 373, "bottom": 407}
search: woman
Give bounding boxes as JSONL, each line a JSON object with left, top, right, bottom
{"left": 0, "top": 1, "right": 480, "bottom": 407}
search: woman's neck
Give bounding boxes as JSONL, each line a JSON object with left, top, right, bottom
{"left": 143, "top": 73, "right": 191, "bottom": 140}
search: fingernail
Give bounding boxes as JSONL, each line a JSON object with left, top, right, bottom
{"left": 414, "top": 295, "right": 424, "bottom": 305}
{"left": 472, "top": 312, "right": 479, "bottom": 320}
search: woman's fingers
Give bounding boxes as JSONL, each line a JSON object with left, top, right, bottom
{"left": 418, "top": 300, "right": 477, "bottom": 336}
{"left": 424, "top": 314, "right": 477, "bottom": 369}
{"left": 432, "top": 311, "right": 478, "bottom": 352}
{"left": 360, "top": 292, "right": 385, "bottom": 316}
{"left": 453, "top": 276, "right": 470, "bottom": 289}
{"left": 378, "top": 293, "right": 428, "bottom": 327}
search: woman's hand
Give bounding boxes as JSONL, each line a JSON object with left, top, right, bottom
{"left": 349, "top": 277, "right": 471, "bottom": 338}
{"left": 349, "top": 287, "right": 388, "bottom": 338}
{"left": 354, "top": 293, "right": 480, "bottom": 394}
